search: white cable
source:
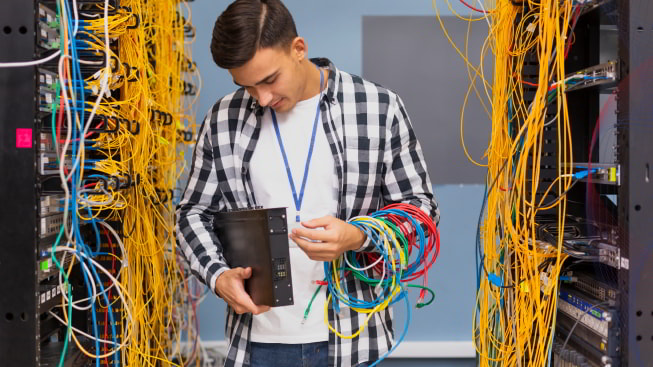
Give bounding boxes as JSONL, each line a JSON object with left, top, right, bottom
{"left": 59, "top": 0, "right": 111, "bottom": 184}
{"left": 65, "top": 0, "right": 111, "bottom": 186}
{"left": 48, "top": 310, "right": 120, "bottom": 346}
{"left": 56, "top": 252, "right": 124, "bottom": 310}
{"left": 80, "top": 12, "right": 101, "bottom": 18}
{"left": 344, "top": 244, "right": 384, "bottom": 272}
{"left": 57, "top": 54, "right": 76, "bottom": 243}
{"left": 54, "top": 245, "right": 133, "bottom": 337}
{"left": 57, "top": 247, "right": 98, "bottom": 311}
{"left": 474, "top": 0, "right": 492, "bottom": 32}
{"left": 342, "top": 216, "right": 390, "bottom": 293}
{"left": 97, "top": 221, "right": 128, "bottom": 268}
{"left": 78, "top": 58, "right": 104, "bottom": 65}
{"left": 78, "top": 187, "right": 114, "bottom": 206}
{"left": 56, "top": 222, "right": 128, "bottom": 308}
{"left": 0, "top": 50, "right": 61, "bottom": 68}
{"left": 543, "top": 115, "right": 557, "bottom": 127}
{"left": 0, "top": 48, "right": 100, "bottom": 69}
{"left": 72, "top": 0, "right": 80, "bottom": 36}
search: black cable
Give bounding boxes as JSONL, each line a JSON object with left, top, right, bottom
{"left": 535, "top": 179, "right": 579, "bottom": 211}
{"left": 477, "top": 156, "right": 562, "bottom": 289}
{"left": 559, "top": 300, "right": 610, "bottom": 354}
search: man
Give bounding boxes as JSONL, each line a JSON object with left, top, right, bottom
{"left": 176, "top": 1, "right": 439, "bottom": 366}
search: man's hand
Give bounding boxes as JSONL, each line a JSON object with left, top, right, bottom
{"left": 289, "top": 215, "right": 366, "bottom": 261}
{"left": 215, "top": 267, "right": 270, "bottom": 315}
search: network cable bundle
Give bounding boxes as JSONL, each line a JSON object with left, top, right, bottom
{"left": 0, "top": 0, "right": 202, "bottom": 366}
{"left": 319, "top": 203, "right": 440, "bottom": 366}
{"left": 434, "top": 0, "right": 651, "bottom": 366}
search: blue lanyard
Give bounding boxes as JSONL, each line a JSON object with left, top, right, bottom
{"left": 271, "top": 66, "right": 324, "bottom": 222}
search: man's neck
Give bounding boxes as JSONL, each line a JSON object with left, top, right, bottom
{"left": 298, "top": 59, "right": 327, "bottom": 101}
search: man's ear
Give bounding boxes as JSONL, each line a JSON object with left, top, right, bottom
{"left": 290, "top": 36, "right": 307, "bottom": 62}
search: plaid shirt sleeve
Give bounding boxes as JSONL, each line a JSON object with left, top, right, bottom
{"left": 357, "top": 92, "right": 440, "bottom": 252}
{"left": 175, "top": 111, "right": 230, "bottom": 295}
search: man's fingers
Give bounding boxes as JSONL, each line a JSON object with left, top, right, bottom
{"left": 254, "top": 305, "right": 271, "bottom": 315}
{"left": 239, "top": 267, "right": 252, "bottom": 279}
{"left": 231, "top": 287, "right": 264, "bottom": 314}
{"left": 291, "top": 227, "right": 332, "bottom": 242}
{"left": 239, "top": 294, "right": 271, "bottom": 315}
{"left": 292, "top": 234, "right": 317, "bottom": 252}
{"left": 300, "top": 216, "right": 334, "bottom": 229}
{"left": 241, "top": 296, "right": 260, "bottom": 314}
{"left": 292, "top": 234, "right": 338, "bottom": 260}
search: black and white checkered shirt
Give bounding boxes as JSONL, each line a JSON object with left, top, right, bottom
{"left": 176, "top": 58, "right": 439, "bottom": 367}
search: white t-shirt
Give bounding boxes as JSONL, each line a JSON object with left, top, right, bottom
{"left": 248, "top": 92, "right": 338, "bottom": 343}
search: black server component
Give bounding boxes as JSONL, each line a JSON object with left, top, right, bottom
{"left": 40, "top": 340, "right": 94, "bottom": 367}
{"left": 0, "top": 0, "right": 40, "bottom": 365}
{"left": 213, "top": 207, "right": 294, "bottom": 307}
{"left": 557, "top": 287, "right": 621, "bottom": 366}
{"left": 517, "top": 0, "right": 652, "bottom": 365}
{"left": 615, "top": 0, "right": 653, "bottom": 365}
{"left": 565, "top": 273, "right": 620, "bottom": 306}
{"left": 553, "top": 340, "right": 601, "bottom": 367}
{"left": 1, "top": 1, "right": 122, "bottom": 365}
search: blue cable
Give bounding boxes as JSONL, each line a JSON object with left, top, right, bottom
{"left": 368, "top": 290, "right": 412, "bottom": 367}
{"left": 322, "top": 206, "right": 438, "bottom": 367}
{"left": 62, "top": 0, "right": 118, "bottom": 363}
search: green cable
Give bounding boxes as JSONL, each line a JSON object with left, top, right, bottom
{"left": 348, "top": 218, "right": 409, "bottom": 286}
{"left": 406, "top": 284, "right": 435, "bottom": 308}
{"left": 302, "top": 284, "right": 323, "bottom": 322}
{"left": 51, "top": 4, "right": 73, "bottom": 366}
{"left": 378, "top": 217, "right": 410, "bottom": 268}
{"left": 51, "top": 226, "right": 72, "bottom": 367}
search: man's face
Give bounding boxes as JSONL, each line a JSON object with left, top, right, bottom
{"left": 229, "top": 40, "right": 306, "bottom": 113}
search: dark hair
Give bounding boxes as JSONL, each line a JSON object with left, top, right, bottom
{"left": 210, "top": 0, "right": 298, "bottom": 69}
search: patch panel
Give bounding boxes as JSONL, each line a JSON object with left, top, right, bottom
{"left": 39, "top": 153, "right": 73, "bottom": 175}
{"left": 40, "top": 195, "right": 65, "bottom": 216}
{"left": 38, "top": 21, "right": 59, "bottom": 50}
{"left": 37, "top": 251, "right": 73, "bottom": 282}
{"left": 565, "top": 273, "right": 619, "bottom": 305}
{"left": 564, "top": 61, "right": 619, "bottom": 93}
{"left": 40, "top": 214, "right": 64, "bottom": 239}
{"left": 558, "top": 290, "right": 613, "bottom": 338}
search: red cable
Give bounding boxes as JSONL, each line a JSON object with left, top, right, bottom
{"left": 564, "top": 5, "right": 582, "bottom": 59}
{"left": 56, "top": 68, "right": 66, "bottom": 158}
{"left": 356, "top": 203, "right": 440, "bottom": 302}
{"left": 101, "top": 227, "right": 116, "bottom": 367}
{"left": 459, "top": 0, "right": 492, "bottom": 14}
{"left": 384, "top": 203, "right": 440, "bottom": 300}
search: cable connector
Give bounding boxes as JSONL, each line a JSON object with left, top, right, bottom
{"left": 488, "top": 272, "right": 503, "bottom": 287}
{"left": 572, "top": 168, "right": 598, "bottom": 180}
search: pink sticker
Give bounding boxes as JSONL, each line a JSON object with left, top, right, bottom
{"left": 16, "top": 128, "right": 32, "bottom": 148}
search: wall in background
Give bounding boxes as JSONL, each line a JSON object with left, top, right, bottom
{"left": 186, "top": 1, "right": 485, "bottom": 365}
{"left": 363, "top": 15, "right": 491, "bottom": 184}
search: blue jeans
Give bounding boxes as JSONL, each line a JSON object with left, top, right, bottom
{"left": 249, "top": 342, "right": 374, "bottom": 367}
{"left": 250, "top": 341, "right": 328, "bottom": 367}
